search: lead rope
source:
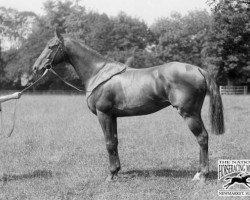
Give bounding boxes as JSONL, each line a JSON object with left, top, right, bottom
{"left": 0, "top": 99, "right": 18, "bottom": 138}
{"left": 0, "top": 98, "right": 18, "bottom": 139}
{"left": 49, "top": 68, "right": 84, "bottom": 92}
{"left": 48, "top": 55, "right": 109, "bottom": 93}
{"left": 0, "top": 69, "right": 49, "bottom": 139}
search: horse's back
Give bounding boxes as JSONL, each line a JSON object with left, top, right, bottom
{"left": 123, "top": 62, "right": 205, "bottom": 94}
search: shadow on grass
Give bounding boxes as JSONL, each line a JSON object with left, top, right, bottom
{"left": 0, "top": 169, "right": 55, "bottom": 183}
{"left": 121, "top": 169, "right": 218, "bottom": 180}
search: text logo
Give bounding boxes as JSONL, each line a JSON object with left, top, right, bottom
{"left": 218, "top": 160, "right": 250, "bottom": 196}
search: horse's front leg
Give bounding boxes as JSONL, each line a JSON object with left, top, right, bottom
{"left": 97, "top": 111, "right": 121, "bottom": 181}
{"left": 224, "top": 183, "right": 230, "bottom": 189}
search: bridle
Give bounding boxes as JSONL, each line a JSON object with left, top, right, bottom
{"left": 45, "top": 39, "right": 65, "bottom": 70}
{"left": 43, "top": 39, "right": 109, "bottom": 93}
{"left": 43, "top": 39, "right": 85, "bottom": 92}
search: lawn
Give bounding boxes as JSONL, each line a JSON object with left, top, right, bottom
{"left": 0, "top": 94, "right": 249, "bottom": 199}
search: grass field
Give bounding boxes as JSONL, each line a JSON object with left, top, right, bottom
{"left": 0, "top": 94, "right": 249, "bottom": 200}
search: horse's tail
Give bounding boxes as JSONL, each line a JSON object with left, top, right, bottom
{"left": 198, "top": 68, "right": 225, "bottom": 135}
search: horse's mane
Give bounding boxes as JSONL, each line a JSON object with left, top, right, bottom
{"left": 66, "top": 36, "right": 125, "bottom": 67}
{"left": 75, "top": 39, "right": 105, "bottom": 59}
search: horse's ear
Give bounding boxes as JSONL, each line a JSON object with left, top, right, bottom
{"left": 54, "top": 28, "right": 63, "bottom": 42}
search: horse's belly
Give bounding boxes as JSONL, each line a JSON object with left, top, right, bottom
{"left": 111, "top": 73, "right": 170, "bottom": 116}
{"left": 113, "top": 101, "right": 170, "bottom": 117}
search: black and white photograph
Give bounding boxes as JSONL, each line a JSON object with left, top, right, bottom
{"left": 0, "top": 0, "right": 249, "bottom": 199}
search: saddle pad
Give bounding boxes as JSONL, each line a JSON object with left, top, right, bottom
{"left": 86, "top": 62, "right": 126, "bottom": 97}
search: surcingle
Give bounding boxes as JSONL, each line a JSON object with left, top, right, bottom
{"left": 86, "top": 62, "right": 126, "bottom": 97}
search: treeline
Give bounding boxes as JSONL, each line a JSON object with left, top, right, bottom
{"left": 0, "top": 0, "right": 249, "bottom": 90}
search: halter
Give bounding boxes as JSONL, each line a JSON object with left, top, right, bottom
{"left": 45, "top": 39, "right": 64, "bottom": 69}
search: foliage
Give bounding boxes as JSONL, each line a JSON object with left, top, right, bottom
{"left": 109, "top": 12, "right": 154, "bottom": 51}
{"left": 204, "top": 0, "right": 250, "bottom": 84}
{"left": 151, "top": 10, "right": 211, "bottom": 67}
{"left": 0, "top": 7, "right": 37, "bottom": 49}
{"left": 107, "top": 47, "right": 163, "bottom": 69}
{"left": 0, "top": 40, "right": 5, "bottom": 87}
{"left": 1, "top": 0, "right": 250, "bottom": 89}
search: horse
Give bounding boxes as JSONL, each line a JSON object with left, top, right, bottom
{"left": 224, "top": 174, "right": 250, "bottom": 189}
{"left": 32, "top": 29, "right": 225, "bottom": 182}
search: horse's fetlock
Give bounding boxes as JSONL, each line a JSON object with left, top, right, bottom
{"left": 106, "top": 141, "right": 117, "bottom": 152}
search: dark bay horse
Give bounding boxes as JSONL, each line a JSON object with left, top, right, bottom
{"left": 33, "top": 30, "right": 225, "bottom": 182}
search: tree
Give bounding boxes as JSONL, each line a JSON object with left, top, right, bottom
{"left": 105, "top": 12, "right": 157, "bottom": 68}
{"left": 0, "top": 39, "right": 5, "bottom": 87}
{"left": 65, "top": 9, "right": 114, "bottom": 54}
{"left": 0, "top": 7, "right": 37, "bottom": 49}
{"left": 109, "top": 12, "right": 153, "bottom": 51}
{"left": 151, "top": 10, "right": 211, "bottom": 67}
{"left": 0, "top": 0, "right": 157, "bottom": 89}
{"left": 43, "top": 0, "right": 74, "bottom": 32}
{"left": 3, "top": 1, "right": 80, "bottom": 89}
{"left": 204, "top": 0, "right": 250, "bottom": 85}
{"left": 0, "top": 7, "right": 37, "bottom": 88}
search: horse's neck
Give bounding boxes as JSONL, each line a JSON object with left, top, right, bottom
{"left": 65, "top": 39, "right": 106, "bottom": 84}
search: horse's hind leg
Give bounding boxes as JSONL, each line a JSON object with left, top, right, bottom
{"left": 175, "top": 92, "right": 209, "bottom": 180}
{"left": 179, "top": 110, "right": 209, "bottom": 181}
{"left": 97, "top": 111, "right": 121, "bottom": 181}
{"left": 244, "top": 183, "right": 250, "bottom": 188}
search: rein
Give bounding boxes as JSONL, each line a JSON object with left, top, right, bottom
{"left": 47, "top": 59, "right": 109, "bottom": 93}
{"left": 49, "top": 68, "right": 84, "bottom": 92}
{"left": 0, "top": 69, "right": 49, "bottom": 139}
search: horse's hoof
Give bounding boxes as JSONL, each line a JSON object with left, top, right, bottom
{"left": 192, "top": 172, "right": 201, "bottom": 181}
{"left": 105, "top": 175, "right": 113, "bottom": 182}
{"left": 105, "top": 174, "right": 118, "bottom": 182}
{"left": 192, "top": 172, "right": 206, "bottom": 182}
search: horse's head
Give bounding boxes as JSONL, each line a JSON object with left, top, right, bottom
{"left": 33, "top": 29, "right": 66, "bottom": 75}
